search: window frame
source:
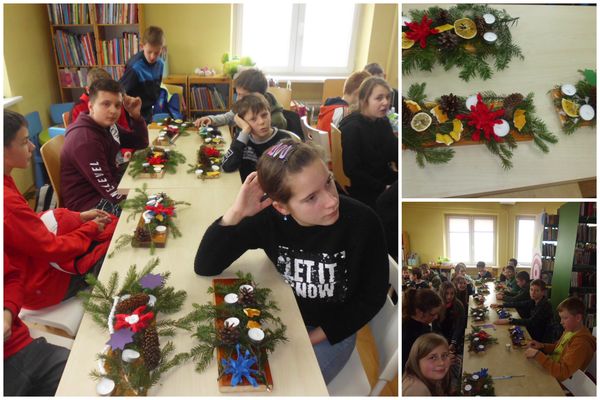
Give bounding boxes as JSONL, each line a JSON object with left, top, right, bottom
{"left": 515, "top": 215, "right": 536, "bottom": 267}
{"left": 232, "top": 4, "right": 361, "bottom": 76}
{"left": 445, "top": 214, "right": 497, "bottom": 266}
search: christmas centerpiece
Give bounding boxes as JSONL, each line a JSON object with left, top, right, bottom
{"left": 78, "top": 258, "right": 190, "bottom": 396}
{"left": 128, "top": 146, "right": 186, "bottom": 178}
{"left": 462, "top": 368, "right": 495, "bottom": 396}
{"left": 473, "top": 294, "right": 486, "bottom": 306}
{"left": 466, "top": 326, "right": 498, "bottom": 353}
{"left": 550, "top": 69, "right": 596, "bottom": 134}
{"left": 402, "top": 83, "right": 557, "bottom": 168}
{"left": 110, "top": 185, "right": 190, "bottom": 256}
{"left": 187, "top": 145, "right": 224, "bottom": 180}
{"left": 495, "top": 307, "right": 512, "bottom": 320}
{"left": 508, "top": 325, "right": 527, "bottom": 347}
{"left": 198, "top": 126, "right": 226, "bottom": 149}
{"left": 188, "top": 272, "right": 287, "bottom": 392}
{"left": 470, "top": 305, "right": 489, "bottom": 322}
{"left": 402, "top": 4, "right": 524, "bottom": 81}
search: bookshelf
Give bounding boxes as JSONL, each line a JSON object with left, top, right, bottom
{"left": 47, "top": 4, "right": 144, "bottom": 103}
{"left": 540, "top": 212, "right": 559, "bottom": 298}
{"left": 552, "top": 202, "right": 596, "bottom": 330}
{"left": 188, "top": 76, "right": 233, "bottom": 119}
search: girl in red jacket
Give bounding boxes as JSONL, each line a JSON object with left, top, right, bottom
{"left": 4, "top": 110, "right": 117, "bottom": 310}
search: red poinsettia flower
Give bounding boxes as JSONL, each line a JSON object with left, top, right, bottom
{"left": 476, "top": 330, "right": 490, "bottom": 340}
{"left": 145, "top": 203, "right": 175, "bottom": 217}
{"left": 405, "top": 15, "right": 439, "bottom": 49}
{"left": 114, "top": 305, "right": 154, "bottom": 333}
{"left": 148, "top": 155, "right": 167, "bottom": 165}
{"left": 456, "top": 93, "right": 505, "bottom": 142}
{"left": 203, "top": 146, "right": 221, "bottom": 158}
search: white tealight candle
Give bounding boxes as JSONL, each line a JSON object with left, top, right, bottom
{"left": 224, "top": 317, "right": 240, "bottom": 328}
{"left": 204, "top": 138, "right": 212, "bottom": 143}
{"left": 493, "top": 119, "right": 510, "bottom": 137}
{"left": 483, "top": 13, "right": 496, "bottom": 24}
{"left": 579, "top": 104, "right": 595, "bottom": 121}
{"left": 96, "top": 377, "right": 115, "bottom": 396}
{"left": 122, "top": 349, "right": 140, "bottom": 363}
{"left": 483, "top": 32, "right": 497, "bottom": 44}
{"left": 478, "top": 344, "right": 485, "bottom": 350}
{"left": 146, "top": 199, "right": 157, "bottom": 206}
{"left": 239, "top": 284, "right": 254, "bottom": 293}
{"left": 472, "top": 374, "right": 479, "bottom": 380}
{"left": 142, "top": 210, "right": 153, "bottom": 224}
{"left": 224, "top": 293, "right": 239, "bottom": 304}
{"left": 153, "top": 166, "right": 162, "bottom": 173}
{"left": 248, "top": 327, "right": 265, "bottom": 343}
{"left": 155, "top": 225, "right": 167, "bottom": 234}
{"left": 561, "top": 84, "right": 577, "bottom": 96}
{"left": 464, "top": 384, "right": 472, "bottom": 392}
{"left": 402, "top": 15, "right": 412, "bottom": 26}
{"left": 211, "top": 165, "right": 220, "bottom": 171}
{"left": 474, "top": 337, "right": 480, "bottom": 342}
{"left": 142, "top": 162, "right": 150, "bottom": 168}
{"left": 465, "top": 95, "right": 479, "bottom": 110}
{"left": 195, "top": 169, "right": 204, "bottom": 176}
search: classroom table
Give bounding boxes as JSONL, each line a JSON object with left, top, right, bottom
{"left": 402, "top": 4, "right": 596, "bottom": 197}
{"left": 56, "top": 152, "right": 329, "bottom": 394}
{"left": 462, "top": 282, "right": 564, "bottom": 396}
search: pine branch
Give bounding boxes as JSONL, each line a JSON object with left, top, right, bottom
{"left": 108, "top": 234, "right": 134, "bottom": 258}
{"left": 406, "top": 83, "right": 427, "bottom": 104}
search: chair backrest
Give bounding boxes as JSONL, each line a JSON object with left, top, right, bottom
{"left": 267, "top": 86, "right": 292, "bottom": 111}
{"left": 367, "top": 255, "right": 399, "bottom": 395}
{"left": 587, "top": 327, "right": 597, "bottom": 379}
{"left": 330, "top": 123, "right": 351, "bottom": 189}
{"left": 282, "top": 109, "right": 304, "bottom": 141}
{"left": 62, "top": 111, "right": 70, "bottom": 127}
{"left": 40, "top": 135, "right": 65, "bottom": 207}
{"left": 24, "top": 111, "right": 46, "bottom": 188}
{"left": 321, "top": 79, "right": 345, "bottom": 103}
{"left": 561, "top": 369, "right": 596, "bottom": 396}
{"left": 50, "top": 102, "right": 74, "bottom": 126}
{"left": 300, "top": 116, "right": 331, "bottom": 163}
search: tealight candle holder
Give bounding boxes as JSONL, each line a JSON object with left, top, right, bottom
{"left": 483, "top": 13, "right": 495, "bottom": 24}
{"left": 121, "top": 349, "right": 140, "bottom": 363}
{"left": 224, "top": 293, "right": 238, "bottom": 304}
{"left": 224, "top": 317, "right": 240, "bottom": 328}
{"left": 248, "top": 327, "right": 265, "bottom": 343}
{"left": 493, "top": 119, "right": 510, "bottom": 137}
{"left": 465, "top": 95, "right": 479, "bottom": 110}
{"left": 155, "top": 225, "right": 167, "bottom": 234}
{"left": 96, "top": 377, "right": 115, "bottom": 396}
{"left": 239, "top": 284, "right": 254, "bottom": 293}
{"left": 483, "top": 32, "right": 497, "bottom": 44}
{"left": 579, "top": 104, "right": 595, "bottom": 121}
{"left": 561, "top": 84, "right": 577, "bottom": 96}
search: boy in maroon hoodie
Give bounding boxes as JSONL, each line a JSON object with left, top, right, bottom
{"left": 61, "top": 78, "right": 149, "bottom": 216}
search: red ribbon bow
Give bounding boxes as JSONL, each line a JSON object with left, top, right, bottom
{"left": 456, "top": 93, "right": 505, "bottom": 142}
{"left": 145, "top": 204, "right": 175, "bottom": 216}
{"left": 405, "top": 15, "right": 439, "bottom": 49}
{"left": 114, "top": 305, "right": 154, "bottom": 333}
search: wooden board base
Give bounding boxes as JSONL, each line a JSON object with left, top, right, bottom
{"left": 136, "top": 170, "right": 166, "bottom": 179}
{"left": 152, "top": 134, "right": 179, "bottom": 147}
{"left": 130, "top": 217, "right": 168, "bottom": 248}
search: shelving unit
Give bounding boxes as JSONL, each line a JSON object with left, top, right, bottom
{"left": 188, "top": 76, "right": 233, "bottom": 119}
{"left": 47, "top": 4, "right": 143, "bottom": 102}
{"left": 163, "top": 74, "right": 188, "bottom": 118}
{"left": 540, "top": 212, "right": 558, "bottom": 298}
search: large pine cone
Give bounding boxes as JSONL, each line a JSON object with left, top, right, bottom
{"left": 439, "top": 93, "right": 460, "bottom": 117}
{"left": 434, "top": 10, "right": 451, "bottom": 26}
{"left": 437, "top": 31, "right": 460, "bottom": 52}
{"left": 219, "top": 324, "right": 240, "bottom": 347}
{"left": 238, "top": 287, "right": 256, "bottom": 307}
{"left": 116, "top": 293, "right": 150, "bottom": 314}
{"left": 142, "top": 326, "right": 161, "bottom": 370}
{"left": 503, "top": 93, "right": 525, "bottom": 117}
{"left": 402, "top": 98, "right": 414, "bottom": 126}
{"left": 135, "top": 227, "right": 152, "bottom": 242}
{"left": 474, "top": 16, "right": 487, "bottom": 36}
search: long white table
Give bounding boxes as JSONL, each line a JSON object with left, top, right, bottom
{"left": 402, "top": 4, "right": 596, "bottom": 197}
{"left": 56, "top": 128, "right": 329, "bottom": 395}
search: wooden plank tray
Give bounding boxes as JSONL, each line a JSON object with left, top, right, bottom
{"left": 152, "top": 133, "right": 180, "bottom": 147}
{"left": 136, "top": 170, "right": 166, "bottom": 179}
{"left": 550, "top": 88, "right": 594, "bottom": 128}
{"left": 213, "top": 278, "right": 273, "bottom": 393}
{"left": 131, "top": 216, "right": 168, "bottom": 249}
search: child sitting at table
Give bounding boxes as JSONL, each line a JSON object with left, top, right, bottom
{"left": 421, "top": 263, "right": 445, "bottom": 290}
{"left": 402, "top": 288, "right": 442, "bottom": 372}
{"left": 433, "top": 281, "right": 465, "bottom": 354}
{"left": 402, "top": 333, "right": 451, "bottom": 396}
{"left": 502, "top": 264, "right": 519, "bottom": 294}
{"left": 491, "top": 271, "right": 531, "bottom": 318}
{"left": 476, "top": 261, "right": 493, "bottom": 279}
{"left": 524, "top": 297, "right": 596, "bottom": 381}
{"left": 408, "top": 267, "right": 430, "bottom": 290}
{"left": 495, "top": 279, "right": 553, "bottom": 342}
{"left": 221, "top": 93, "right": 295, "bottom": 182}
{"left": 453, "top": 262, "right": 475, "bottom": 291}
{"left": 194, "top": 140, "right": 389, "bottom": 384}
{"left": 402, "top": 266, "right": 411, "bottom": 290}
{"left": 452, "top": 275, "right": 471, "bottom": 320}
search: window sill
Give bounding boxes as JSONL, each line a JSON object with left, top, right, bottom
{"left": 3, "top": 96, "right": 23, "bottom": 108}
{"left": 270, "top": 75, "right": 346, "bottom": 83}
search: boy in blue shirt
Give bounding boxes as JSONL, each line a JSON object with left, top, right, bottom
{"left": 120, "top": 26, "right": 165, "bottom": 123}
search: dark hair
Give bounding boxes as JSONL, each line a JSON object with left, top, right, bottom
{"left": 142, "top": 26, "right": 165, "bottom": 46}
{"left": 557, "top": 297, "right": 586, "bottom": 317}
{"left": 476, "top": 261, "right": 485, "bottom": 269}
{"left": 234, "top": 68, "right": 268, "bottom": 94}
{"left": 410, "top": 268, "right": 422, "bottom": 280}
{"left": 402, "top": 288, "right": 442, "bottom": 320}
{"left": 4, "top": 110, "right": 28, "bottom": 147}
{"left": 505, "top": 265, "right": 516, "bottom": 273}
{"left": 89, "top": 79, "right": 123, "bottom": 103}
{"left": 419, "top": 263, "right": 430, "bottom": 272}
{"left": 364, "top": 62, "right": 384, "bottom": 76}
{"left": 516, "top": 271, "right": 530, "bottom": 281}
{"left": 509, "top": 258, "right": 518, "bottom": 266}
{"left": 232, "top": 93, "right": 270, "bottom": 118}
{"left": 256, "top": 139, "right": 324, "bottom": 204}
{"left": 86, "top": 67, "right": 111, "bottom": 88}
{"left": 343, "top": 71, "right": 371, "bottom": 95}
{"left": 357, "top": 77, "right": 392, "bottom": 114}
{"left": 530, "top": 279, "right": 546, "bottom": 290}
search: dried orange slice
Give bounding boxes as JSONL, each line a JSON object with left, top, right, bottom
{"left": 431, "top": 105, "right": 449, "bottom": 123}
{"left": 561, "top": 98, "right": 579, "bottom": 118}
{"left": 513, "top": 109, "right": 526, "bottom": 131}
{"left": 402, "top": 32, "right": 415, "bottom": 49}
{"left": 454, "top": 18, "right": 477, "bottom": 39}
{"left": 410, "top": 112, "right": 432, "bottom": 132}
{"left": 246, "top": 320, "right": 261, "bottom": 329}
{"left": 404, "top": 100, "right": 421, "bottom": 113}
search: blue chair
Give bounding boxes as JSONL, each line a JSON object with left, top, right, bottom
{"left": 24, "top": 111, "right": 47, "bottom": 189}
{"left": 50, "top": 102, "right": 74, "bottom": 125}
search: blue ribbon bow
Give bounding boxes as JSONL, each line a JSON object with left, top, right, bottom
{"left": 221, "top": 344, "right": 259, "bottom": 387}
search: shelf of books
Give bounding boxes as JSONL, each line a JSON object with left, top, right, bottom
{"left": 188, "top": 76, "right": 233, "bottom": 118}
{"left": 540, "top": 212, "right": 558, "bottom": 296}
{"left": 47, "top": 4, "right": 143, "bottom": 102}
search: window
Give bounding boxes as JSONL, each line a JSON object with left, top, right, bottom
{"left": 446, "top": 215, "right": 497, "bottom": 265}
{"left": 233, "top": 4, "right": 359, "bottom": 76}
{"left": 516, "top": 216, "right": 535, "bottom": 266}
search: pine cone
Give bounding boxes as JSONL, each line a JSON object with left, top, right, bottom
{"left": 437, "top": 31, "right": 460, "bottom": 52}
{"left": 474, "top": 16, "right": 487, "bottom": 36}
{"left": 502, "top": 93, "right": 525, "bottom": 117}
{"left": 402, "top": 98, "right": 414, "bottom": 126}
{"left": 434, "top": 10, "right": 451, "bottom": 26}
{"left": 115, "top": 293, "right": 150, "bottom": 314}
{"left": 439, "top": 93, "right": 460, "bottom": 117}
{"left": 142, "top": 326, "right": 160, "bottom": 370}
{"left": 238, "top": 287, "right": 256, "bottom": 307}
{"left": 219, "top": 324, "right": 240, "bottom": 347}
{"left": 135, "top": 227, "right": 152, "bottom": 242}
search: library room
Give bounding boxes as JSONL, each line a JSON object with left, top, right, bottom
{"left": 3, "top": 2, "right": 398, "bottom": 397}
{"left": 402, "top": 201, "right": 597, "bottom": 396}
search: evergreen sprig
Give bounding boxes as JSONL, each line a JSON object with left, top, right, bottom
{"left": 551, "top": 69, "right": 597, "bottom": 134}
{"left": 128, "top": 148, "right": 186, "bottom": 178}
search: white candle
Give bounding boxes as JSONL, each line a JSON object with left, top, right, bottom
{"left": 195, "top": 169, "right": 204, "bottom": 177}
{"left": 96, "top": 377, "right": 115, "bottom": 396}
{"left": 483, "top": 32, "right": 497, "bottom": 44}
{"left": 239, "top": 284, "right": 254, "bottom": 293}
{"left": 147, "top": 294, "right": 157, "bottom": 307}
{"left": 211, "top": 165, "right": 220, "bottom": 171}
{"left": 224, "top": 317, "right": 240, "bottom": 328}
{"left": 153, "top": 166, "right": 162, "bottom": 173}
{"left": 248, "top": 327, "right": 265, "bottom": 343}
{"left": 122, "top": 349, "right": 140, "bottom": 363}
{"left": 483, "top": 13, "right": 495, "bottom": 24}
{"left": 579, "top": 104, "right": 595, "bottom": 121}
{"left": 155, "top": 225, "right": 167, "bottom": 234}
{"left": 493, "top": 119, "right": 510, "bottom": 137}
{"left": 224, "top": 293, "right": 238, "bottom": 304}
{"left": 561, "top": 84, "right": 577, "bottom": 96}
{"left": 465, "top": 95, "right": 479, "bottom": 110}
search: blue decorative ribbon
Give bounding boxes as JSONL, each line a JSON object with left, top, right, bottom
{"left": 221, "top": 344, "right": 259, "bottom": 387}
{"left": 478, "top": 368, "right": 489, "bottom": 378}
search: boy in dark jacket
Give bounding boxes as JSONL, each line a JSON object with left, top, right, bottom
{"left": 491, "top": 271, "right": 531, "bottom": 318}
{"left": 120, "top": 26, "right": 165, "bottom": 123}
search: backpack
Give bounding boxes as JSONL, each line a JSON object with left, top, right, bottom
{"left": 153, "top": 88, "right": 183, "bottom": 120}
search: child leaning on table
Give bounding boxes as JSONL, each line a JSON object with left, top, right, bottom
{"left": 402, "top": 333, "right": 451, "bottom": 396}
{"left": 491, "top": 271, "right": 532, "bottom": 318}
{"left": 194, "top": 140, "right": 389, "bottom": 384}
{"left": 524, "top": 297, "right": 596, "bottom": 381}
{"left": 193, "top": 68, "right": 287, "bottom": 130}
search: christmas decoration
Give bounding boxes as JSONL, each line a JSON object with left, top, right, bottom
{"left": 473, "top": 294, "right": 486, "bottom": 306}
{"left": 466, "top": 326, "right": 498, "bottom": 353}
{"left": 78, "top": 258, "right": 190, "bottom": 396}
{"left": 509, "top": 325, "right": 527, "bottom": 347}
{"left": 551, "top": 69, "right": 597, "bottom": 134}
{"left": 198, "top": 126, "right": 226, "bottom": 149}
{"left": 187, "top": 145, "right": 224, "bottom": 179}
{"left": 496, "top": 308, "right": 512, "bottom": 320}
{"left": 470, "top": 305, "right": 489, "bottom": 322}
{"left": 153, "top": 117, "right": 194, "bottom": 146}
{"left": 188, "top": 272, "right": 287, "bottom": 392}
{"left": 402, "top": 82, "right": 557, "bottom": 168}
{"left": 109, "top": 185, "right": 190, "bottom": 257}
{"left": 128, "top": 146, "right": 186, "bottom": 178}
{"left": 462, "top": 368, "right": 495, "bottom": 396}
{"left": 403, "top": 4, "right": 523, "bottom": 81}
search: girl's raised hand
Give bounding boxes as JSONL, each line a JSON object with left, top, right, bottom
{"left": 221, "top": 171, "right": 273, "bottom": 226}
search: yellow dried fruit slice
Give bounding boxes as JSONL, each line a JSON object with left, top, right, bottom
{"left": 454, "top": 18, "right": 477, "bottom": 39}
{"left": 404, "top": 100, "right": 421, "bottom": 113}
{"left": 431, "top": 105, "right": 449, "bottom": 123}
{"left": 410, "top": 112, "right": 432, "bottom": 132}
{"left": 436, "top": 133, "right": 454, "bottom": 146}
{"left": 402, "top": 32, "right": 415, "bottom": 49}
{"left": 243, "top": 308, "right": 261, "bottom": 318}
{"left": 435, "top": 24, "right": 455, "bottom": 33}
{"left": 561, "top": 98, "right": 580, "bottom": 118}
{"left": 513, "top": 109, "right": 527, "bottom": 131}
{"left": 246, "top": 320, "right": 261, "bottom": 329}
{"left": 450, "top": 119, "right": 463, "bottom": 141}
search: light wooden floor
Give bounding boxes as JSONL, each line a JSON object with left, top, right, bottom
{"left": 356, "top": 325, "right": 398, "bottom": 396}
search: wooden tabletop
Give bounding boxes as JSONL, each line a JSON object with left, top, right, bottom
{"left": 462, "top": 282, "right": 564, "bottom": 396}
{"left": 56, "top": 132, "right": 328, "bottom": 395}
{"left": 402, "top": 4, "right": 596, "bottom": 197}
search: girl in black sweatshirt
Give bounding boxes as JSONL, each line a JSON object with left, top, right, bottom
{"left": 194, "top": 139, "right": 389, "bottom": 384}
